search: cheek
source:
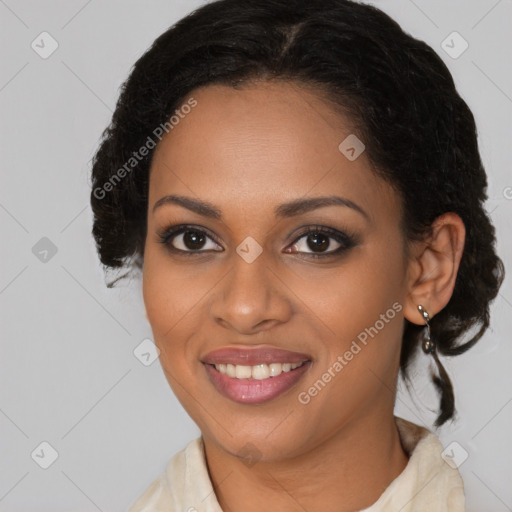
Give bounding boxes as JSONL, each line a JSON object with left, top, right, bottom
{"left": 142, "top": 247, "right": 192, "bottom": 351}
{"left": 291, "top": 240, "right": 405, "bottom": 339}
{"left": 142, "top": 244, "right": 220, "bottom": 376}
{"left": 143, "top": 240, "right": 194, "bottom": 327}
{"left": 293, "top": 234, "right": 406, "bottom": 390}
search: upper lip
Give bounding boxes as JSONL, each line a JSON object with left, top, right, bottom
{"left": 202, "top": 345, "right": 312, "bottom": 366}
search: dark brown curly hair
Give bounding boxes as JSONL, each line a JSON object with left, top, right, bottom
{"left": 89, "top": 0, "right": 505, "bottom": 426}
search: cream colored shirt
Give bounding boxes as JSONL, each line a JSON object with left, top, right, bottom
{"left": 128, "top": 417, "right": 465, "bottom": 511}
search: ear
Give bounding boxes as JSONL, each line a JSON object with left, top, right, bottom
{"left": 403, "top": 212, "right": 466, "bottom": 325}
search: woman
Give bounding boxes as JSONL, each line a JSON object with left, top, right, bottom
{"left": 90, "top": 0, "right": 504, "bottom": 510}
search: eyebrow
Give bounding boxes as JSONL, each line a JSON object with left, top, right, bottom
{"left": 152, "top": 194, "right": 369, "bottom": 221}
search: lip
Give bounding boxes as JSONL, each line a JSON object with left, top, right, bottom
{"left": 204, "top": 360, "right": 312, "bottom": 404}
{"left": 202, "top": 345, "right": 312, "bottom": 366}
{"left": 201, "top": 345, "right": 312, "bottom": 404}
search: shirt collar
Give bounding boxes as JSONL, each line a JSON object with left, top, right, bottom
{"left": 131, "top": 416, "right": 464, "bottom": 512}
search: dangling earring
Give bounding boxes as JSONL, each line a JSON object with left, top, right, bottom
{"left": 417, "top": 304, "right": 435, "bottom": 354}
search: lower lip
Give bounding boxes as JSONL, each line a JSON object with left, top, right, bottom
{"left": 203, "top": 362, "right": 312, "bottom": 404}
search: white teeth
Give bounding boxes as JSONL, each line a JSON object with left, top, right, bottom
{"left": 235, "top": 365, "right": 252, "bottom": 379}
{"left": 226, "top": 364, "right": 236, "bottom": 378}
{"left": 252, "top": 364, "right": 270, "bottom": 380}
{"left": 269, "top": 363, "right": 282, "bottom": 377}
{"left": 213, "top": 361, "right": 305, "bottom": 379}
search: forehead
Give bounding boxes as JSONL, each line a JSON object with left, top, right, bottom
{"left": 148, "top": 81, "right": 398, "bottom": 224}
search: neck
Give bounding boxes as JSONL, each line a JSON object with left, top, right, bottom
{"left": 203, "top": 412, "right": 409, "bottom": 512}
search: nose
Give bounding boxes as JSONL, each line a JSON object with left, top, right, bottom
{"left": 209, "top": 252, "right": 293, "bottom": 335}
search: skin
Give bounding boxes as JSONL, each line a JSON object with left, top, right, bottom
{"left": 142, "top": 81, "right": 465, "bottom": 512}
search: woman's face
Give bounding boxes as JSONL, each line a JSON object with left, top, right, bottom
{"left": 143, "top": 81, "right": 411, "bottom": 462}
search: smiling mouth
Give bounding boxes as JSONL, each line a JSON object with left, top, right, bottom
{"left": 203, "top": 360, "right": 312, "bottom": 404}
{"left": 208, "top": 360, "right": 310, "bottom": 380}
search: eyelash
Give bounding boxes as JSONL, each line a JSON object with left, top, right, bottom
{"left": 157, "top": 224, "right": 358, "bottom": 260}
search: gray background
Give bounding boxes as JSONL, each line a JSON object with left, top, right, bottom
{"left": 1, "top": 1, "right": 511, "bottom": 511}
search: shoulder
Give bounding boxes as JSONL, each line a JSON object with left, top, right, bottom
{"left": 127, "top": 437, "right": 208, "bottom": 512}
{"left": 361, "top": 417, "right": 465, "bottom": 512}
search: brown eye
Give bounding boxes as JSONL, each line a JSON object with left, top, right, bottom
{"left": 285, "top": 226, "right": 357, "bottom": 259}
{"left": 158, "top": 225, "right": 223, "bottom": 254}
{"left": 288, "top": 230, "right": 343, "bottom": 255}
{"left": 305, "top": 232, "right": 330, "bottom": 252}
{"left": 182, "top": 230, "right": 207, "bottom": 250}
